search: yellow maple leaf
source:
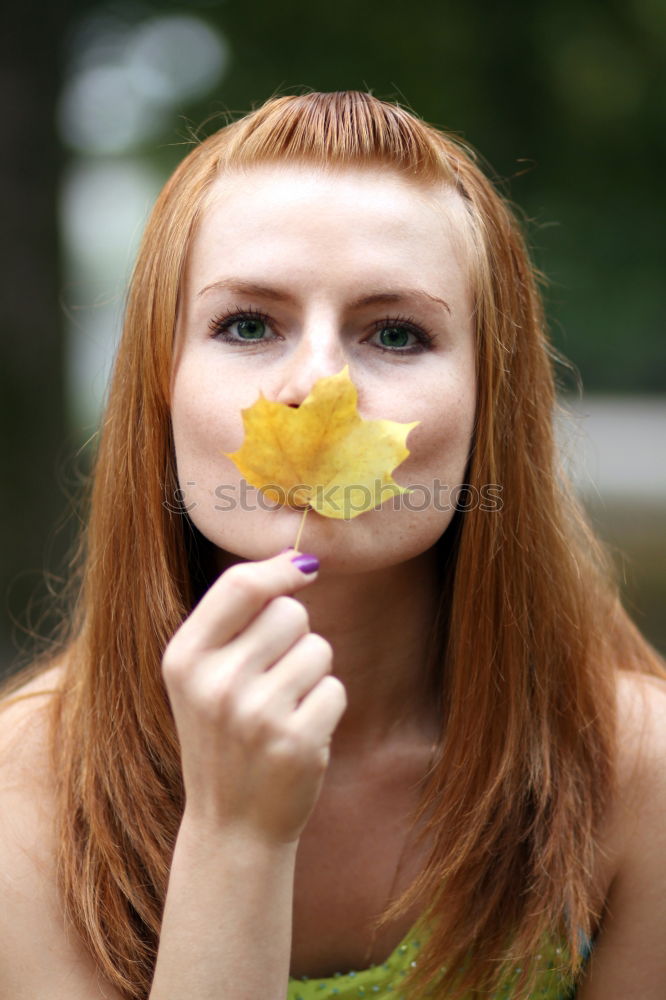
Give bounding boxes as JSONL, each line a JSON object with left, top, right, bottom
{"left": 225, "top": 366, "right": 419, "bottom": 520}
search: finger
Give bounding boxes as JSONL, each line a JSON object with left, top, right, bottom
{"left": 290, "top": 675, "right": 347, "bottom": 744}
{"left": 255, "top": 633, "right": 333, "bottom": 707}
{"left": 221, "top": 595, "right": 311, "bottom": 677}
{"left": 166, "top": 550, "right": 319, "bottom": 661}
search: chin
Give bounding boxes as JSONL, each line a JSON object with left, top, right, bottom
{"left": 196, "top": 497, "right": 454, "bottom": 575}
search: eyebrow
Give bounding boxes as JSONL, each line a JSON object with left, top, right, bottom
{"left": 197, "top": 278, "right": 451, "bottom": 314}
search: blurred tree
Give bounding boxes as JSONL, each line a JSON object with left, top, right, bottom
{"left": 1, "top": 0, "right": 663, "bottom": 672}
{"left": 182, "top": 0, "right": 666, "bottom": 392}
{"left": 0, "top": 4, "right": 71, "bottom": 673}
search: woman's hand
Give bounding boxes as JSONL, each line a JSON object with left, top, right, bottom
{"left": 162, "top": 550, "right": 347, "bottom": 845}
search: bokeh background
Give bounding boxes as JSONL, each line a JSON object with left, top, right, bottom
{"left": 2, "top": 0, "right": 664, "bottom": 675}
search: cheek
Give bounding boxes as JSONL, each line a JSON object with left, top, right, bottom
{"left": 398, "top": 375, "right": 477, "bottom": 487}
{"left": 170, "top": 358, "right": 245, "bottom": 480}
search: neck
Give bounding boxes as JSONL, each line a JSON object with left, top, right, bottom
{"left": 301, "top": 550, "right": 443, "bottom": 757}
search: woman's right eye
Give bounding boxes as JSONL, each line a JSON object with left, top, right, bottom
{"left": 209, "top": 309, "right": 275, "bottom": 344}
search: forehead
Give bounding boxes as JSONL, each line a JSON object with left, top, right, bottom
{"left": 187, "top": 164, "right": 474, "bottom": 290}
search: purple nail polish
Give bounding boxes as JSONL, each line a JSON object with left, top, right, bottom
{"left": 291, "top": 553, "right": 319, "bottom": 574}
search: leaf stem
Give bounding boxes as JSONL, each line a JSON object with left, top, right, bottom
{"left": 293, "top": 507, "right": 310, "bottom": 552}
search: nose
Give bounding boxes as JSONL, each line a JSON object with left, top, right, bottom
{"left": 271, "top": 321, "right": 347, "bottom": 407}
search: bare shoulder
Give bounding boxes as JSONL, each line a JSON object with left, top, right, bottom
{"left": 0, "top": 665, "right": 124, "bottom": 999}
{"left": 0, "top": 662, "right": 63, "bottom": 748}
{"left": 616, "top": 667, "right": 666, "bottom": 726}
{"left": 578, "top": 668, "right": 666, "bottom": 1000}
{"left": 612, "top": 669, "right": 666, "bottom": 874}
{"left": 0, "top": 662, "right": 65, "bottom": 811}
{"left": 614, "top": 669, "right": 666, "bottom": 800}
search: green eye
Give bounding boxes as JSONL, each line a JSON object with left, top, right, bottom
{"left": 379, "top": 325, "right": 412, "bottom": 348}
{"left": 235, "top": 317, "right": 266, "bottom": 340}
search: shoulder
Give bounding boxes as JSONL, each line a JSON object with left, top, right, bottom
{"left": 611, "top": 669, "right": 666, "bottom": 874}
{"left": 0, "top": 663, "right": 65, "bottom": 827}
{"left": 0, "top": 661, "right": 62, "bottom": 738}
{"left": 0, "top": 664, "right": 124, "bottom": 999}
{"left": 615, "top": 669, "right": 666, "bottom": 801}
{"left": 578, "top": 668, "right": 666, "bottom": 999}
{"left": 0, "top": 663, "right": 63, "bottom": 811}
{"left": 592, "top": 669, "right": 666, "bottom": 868}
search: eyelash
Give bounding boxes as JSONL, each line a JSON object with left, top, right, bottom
{"left": 208, "top": 306, "right": 435, "bottom": 354}
{"left": 208, "top": 306, "right": 269, "bottom": 341}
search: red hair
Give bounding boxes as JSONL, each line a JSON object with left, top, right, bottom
{"left": 4, "top": 92, "right": 663, "bottom": 998}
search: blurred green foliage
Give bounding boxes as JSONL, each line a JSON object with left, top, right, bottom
{"left": 162, "top": 0, "right": 665, "bottom": 392}
{"left": 2, "top": 0, "right": 664, "bottom": 672}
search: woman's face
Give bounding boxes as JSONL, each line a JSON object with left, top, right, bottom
{"left": 171, "top": 164, "right": 477, "bottom": 572}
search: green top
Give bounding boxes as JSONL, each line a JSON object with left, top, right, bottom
{"left": 287, "top": 918, "right": 576, "bottom": 1000}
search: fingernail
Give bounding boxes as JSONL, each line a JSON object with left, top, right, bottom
{"left": 290, "top": 553, "right": 319, "bottom": 574}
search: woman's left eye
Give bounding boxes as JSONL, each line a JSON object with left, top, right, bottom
{"left": 369, "top": 319, "right": 433, "bottom": 354}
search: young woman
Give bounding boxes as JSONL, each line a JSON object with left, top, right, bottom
{"left": 1, "top": 91, "right": 664, "bottom": 1000}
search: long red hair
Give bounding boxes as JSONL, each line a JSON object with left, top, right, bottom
{"left": 3, "top": 91, "right": 663, "bottom": 998}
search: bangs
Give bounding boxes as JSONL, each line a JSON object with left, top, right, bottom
{"left": 214, "top": 91, "right": 458, "bottom": 182}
